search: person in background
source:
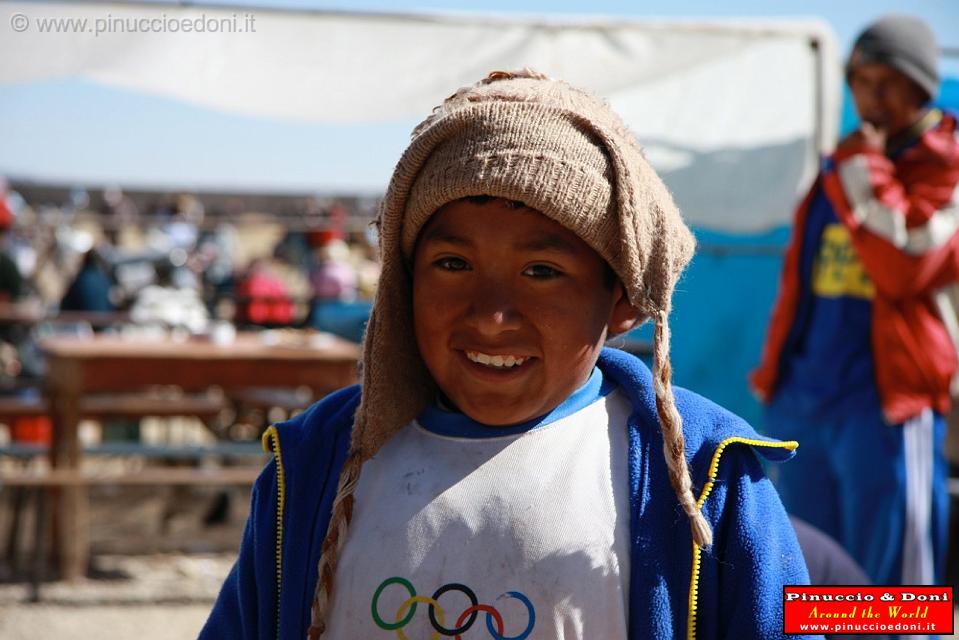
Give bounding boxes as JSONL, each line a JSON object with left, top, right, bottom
{"left": 60, "top": 248, "right": 115, "bottom": 313}
{"left": 790, "top": 517, "right": 881, "bottom": 640}
{"left": 130, "top": 258, "right": 209, "bottom": 335}
{"left": 306, "top": 230, "right": 364, "bottom": 339}
{"left": 233, "top": 258, "right": 295, "bottom": 327}
{"left": 309, "top": 230, "right": 359, "bottom": 302}
{"left": 753, "top": 15, "right": 959, "bottom": 588}
{"left": 100, "top": 187, "right": 139, "bottom": 246}
{"left": 0, "top": 195, "right": 23, "bottom": 303}
{"left": 195, "top": 221, "right": 239, "bottom": 315}
{"left": 0, "top": 190, "right": 26, "bottom": 385}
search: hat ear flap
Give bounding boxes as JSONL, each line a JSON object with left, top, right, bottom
{"left": 307, "top": 95, "right": 456, "bottom": 640}
{"left": 350, "top": 255, "right": 434, "bottom": 461}
{"left": 565, "top": 111, "right": 708, "bottom": 547}
{"left": 349, "top": 114, "right": 460, "bottom": 461}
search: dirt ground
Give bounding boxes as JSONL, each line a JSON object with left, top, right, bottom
{"left": 0, "top": 604, "right": 212, "bottom": 639}
{"left": 0, "top": 482, "right": 247, "bottom": 639}
{"left": 0, "top": 552, "right": 233, "bottom": 639}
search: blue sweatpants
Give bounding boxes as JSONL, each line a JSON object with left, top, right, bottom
{"left": 764, "top": 395, "right": 948, "bottom": 586}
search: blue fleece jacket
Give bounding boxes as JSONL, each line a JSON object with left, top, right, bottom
{"left": 201, "top": 347, "right": 817, "bottom": 639}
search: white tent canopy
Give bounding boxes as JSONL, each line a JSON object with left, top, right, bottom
{"left": 0, "top": 2, "right": 840, "bottom": 231}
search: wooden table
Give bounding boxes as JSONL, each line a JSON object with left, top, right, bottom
{"left": 0, "top": 300, "right": 130, "bottom": 329}
{"left": 39, "top": 331, "right": 360, "bottom": 581}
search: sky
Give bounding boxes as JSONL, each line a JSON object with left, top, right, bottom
{"left": 0, "top": 0, "right": 957, "bottom": 194}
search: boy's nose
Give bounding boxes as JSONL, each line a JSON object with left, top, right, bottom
{"left": 466, "top": 287, "right": 522, "bottom": 335}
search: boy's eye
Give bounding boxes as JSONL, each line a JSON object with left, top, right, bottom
{"left": 434, "top": 256, "right": 469, "bottom": 271}
{"left": 522, "top": 264, "right": 562, "bottom": 279}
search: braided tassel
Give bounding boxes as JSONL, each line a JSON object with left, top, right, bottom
{"left": 306, "top": 450, "right": 363, "bottom": 639}
{"left": 653, "top": 309, "right": 712, "bottom": 548}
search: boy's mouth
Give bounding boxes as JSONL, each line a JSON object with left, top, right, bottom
{"left": 464, "top": 350, "right": 529, "bottom": 369}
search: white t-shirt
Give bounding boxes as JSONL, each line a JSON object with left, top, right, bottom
{"left": 325, "top": 379, "right": 632, "bottom": 640}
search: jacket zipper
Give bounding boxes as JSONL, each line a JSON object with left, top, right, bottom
{"left": 686, "top": 437, "right": 799, "bottom": 640}
{"left": 261, "top": 425, "right": 288, "bottom": 640}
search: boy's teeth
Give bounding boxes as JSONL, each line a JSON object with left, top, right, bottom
{"left": 466, "top": 351, "right": 527, "bottom": 368}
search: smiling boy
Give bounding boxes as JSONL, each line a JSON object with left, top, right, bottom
{"left": 203, "top": 70, "right": 814, "bottom": 640}
{"left": 413, "top": 197, "right": 636, "bottom": 425}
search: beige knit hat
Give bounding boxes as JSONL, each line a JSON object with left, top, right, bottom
{"left": 307, "top": 70, "right": 703, "bottom": 639}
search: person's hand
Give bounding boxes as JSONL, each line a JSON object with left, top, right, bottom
{"left": 859, "top": 121, "right": 887, "bottom": 150}
{"left": 838, "top": 123, "right": 887, "bottom": 153}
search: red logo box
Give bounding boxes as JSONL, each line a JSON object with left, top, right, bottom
{"left": 783, "top": 585, "right": 954, "bottom": 636}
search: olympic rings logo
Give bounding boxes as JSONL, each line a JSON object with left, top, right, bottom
{"left": 371, "top": 577, "right": 535, "bottom": 639}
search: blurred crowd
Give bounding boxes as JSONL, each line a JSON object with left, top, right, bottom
{"left": 0, "top": 179, "right": 381, "bottom": 384}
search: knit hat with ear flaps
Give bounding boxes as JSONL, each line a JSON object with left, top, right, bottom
{"left": 307, "top": 70, "right": 702, "bottom": 639}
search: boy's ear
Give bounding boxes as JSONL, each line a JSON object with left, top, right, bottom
{"left": 607, "top": 284, "right": 642, "bottom": 336}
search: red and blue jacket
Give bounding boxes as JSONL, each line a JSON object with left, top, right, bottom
{"left": 752, "top": 110, "right": 959, "bottom": 424}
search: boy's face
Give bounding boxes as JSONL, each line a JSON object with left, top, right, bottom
{"left": 848, "top": 61, "right": 926, "bottom": 134}
{"left": 412, "top": 198, "right": 639, "bottom": 426}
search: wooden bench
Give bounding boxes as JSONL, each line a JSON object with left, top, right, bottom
{"left": 0, "top": 391, "right": 226, "bottom": 422}
{"left": 0, "top": 389, "right": 260, "bottom": 595}
{"left": 0, "top": 440, "right": 266, "bottom": 461}
{"left": 229, "top": 386, "right": 315, "bottom": 413}
{"left": 0, "top": 466, "right": 262, "bottom": 487}
{"left": 1, "top": 465, "right": 262, "bottom": 602}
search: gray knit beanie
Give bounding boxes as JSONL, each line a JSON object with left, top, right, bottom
{"left": 847, "top": 14, "right": 939, "bottom": 101}
{"left": 307, "top": 70, "right": 702, "bottom": 639}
